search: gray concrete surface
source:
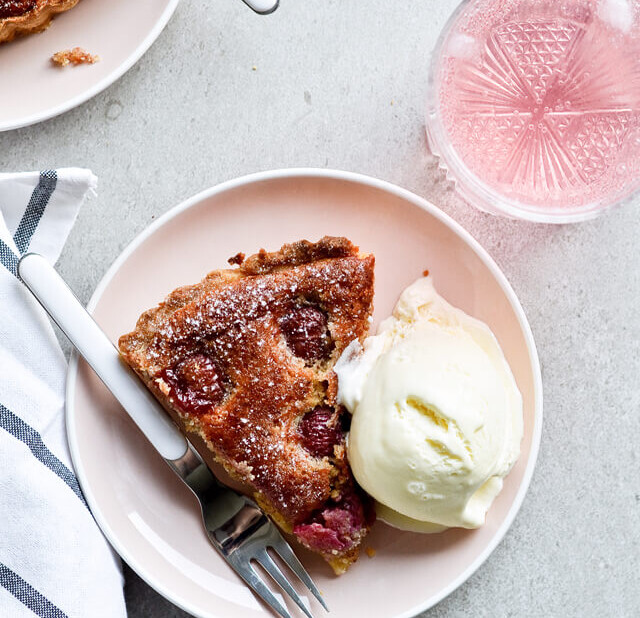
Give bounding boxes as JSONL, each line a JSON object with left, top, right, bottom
{"left": 2, "top": 0, "right": 639, "bottom": 616}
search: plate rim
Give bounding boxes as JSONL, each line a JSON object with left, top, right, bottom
{"left": 0, "top": 0, "right": 181, "bottom": 132}
{"left": 65, "top": 168, "right": 544, "bottom": 618}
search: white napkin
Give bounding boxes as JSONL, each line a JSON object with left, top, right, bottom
{"left": 0, "top": 170, "right": 126, "bottom": 618}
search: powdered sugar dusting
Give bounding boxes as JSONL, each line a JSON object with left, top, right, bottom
{"left": 118, "top": 239, "right": 375, "bottom": 549}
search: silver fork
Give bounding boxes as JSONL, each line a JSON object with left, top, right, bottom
{"left": 170, "top": 445, "right": 328, "bottom": 618}
{"left": 241, "top": 0, "right": 280, "bottom": 15}
{"left": 17, "top": 253, "right": 328, "bottom": 618}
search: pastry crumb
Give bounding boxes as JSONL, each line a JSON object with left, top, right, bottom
{"left": 365, "top": 547, "right": 376, "bottom": 558}
{"left": 252, "top": 65, "right": 257, "bottom": 71}
{"left": 228, "top": 252, "right": 245, "bottom": 266}
{"left": 51, "top": 47, "right": 100, "bottom": 67}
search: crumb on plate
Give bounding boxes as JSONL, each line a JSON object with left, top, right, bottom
{"left": 365, "top": 547, "right": 376, "bottom": 558}
{"left": 51, "top": 47, "right": 100, "bottom": 67}
{"left": 228, "top": 252, "right": 245, "bottom": 266}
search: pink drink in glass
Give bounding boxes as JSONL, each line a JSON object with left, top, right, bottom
{"left": 427, "top": 0, "right": 640, "bottom": 221}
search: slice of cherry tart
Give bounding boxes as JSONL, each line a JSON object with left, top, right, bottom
{"left": 0, "top": 0, "right": 81, "bottom": 44}
{"left": 119, "top": 237, "right": 376, "bottom": 574}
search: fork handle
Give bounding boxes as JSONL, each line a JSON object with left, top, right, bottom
{"left": 18, "top": 253, "right": 188, "bottom": 462}
{"left": 242, "top": 0, "right": 279, "bottom": 14}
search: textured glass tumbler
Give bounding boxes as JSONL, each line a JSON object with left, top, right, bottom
{"left": 426, "top": 0, "right": 640, "bottom": 222}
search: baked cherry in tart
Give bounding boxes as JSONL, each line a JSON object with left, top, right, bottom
{"left": 0, "top": 1, "right": 37, "bottom": 19}
{"left": 119, "top": 237, "right": 376, "bottom": 574}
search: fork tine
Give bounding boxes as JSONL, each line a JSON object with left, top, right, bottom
{"left": 255, "top": 551, "right": 314, "bottom": 618}
{"left": 270, "top": 542, "right": 329, "bottom": 612}
{"left": 232, "top": 560, "right": 293, "bottom": 618}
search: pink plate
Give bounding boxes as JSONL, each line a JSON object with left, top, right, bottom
{"left": 66, "top": 169, "right": 543, "bottom": 618}
{"left": 0, "top": 0, "right": 179, "bottom": 131}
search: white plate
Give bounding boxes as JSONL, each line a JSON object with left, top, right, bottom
{"left": 0, "top": 0, "right": 179, "bottom": 132}
{"left": 66, "top": 169, "right": 543, "bottom": 618}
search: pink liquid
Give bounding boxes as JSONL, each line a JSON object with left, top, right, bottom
{"left": 439, "top": 0, "right": 640, "bottom": 210}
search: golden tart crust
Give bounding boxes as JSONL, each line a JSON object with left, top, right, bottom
{"left": 119, "top": 237, "right": 377, "bottom": 574}
{"left": 0, "top": 0, "right": 81, "bottom": 44}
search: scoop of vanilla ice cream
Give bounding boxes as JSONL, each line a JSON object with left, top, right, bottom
{"left": 335, "top": 276, "right": 523, "bottom": 530}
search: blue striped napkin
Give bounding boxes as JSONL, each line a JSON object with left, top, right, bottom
{"left": 0, "top": 170, "right": 126, "bottom": 618}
